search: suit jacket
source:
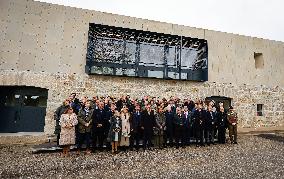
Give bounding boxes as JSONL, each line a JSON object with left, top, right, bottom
{"left": 216, "top": 111, "right": 227, "bottom": 129}
{"left": 92, "top": 108, "right": 107, "bottom": 132}
{"left": 165, "top": 111, "right": 174, "bottom": 130}
{"left": 193, "top": 109, "right": 206, "bottom": 129}
{"left": 131, "top": 111, "right": 142, "bottom": 132}
{"left": 183, "top": 111, "right": 192, "bottom": 128}
{"left": 77, "top": 108, "right": 94, "bottom": 133}
{"left": 205, "top": 111, "right": 216, "bottom": 129}
{"left": 173, "top": 113, "right": 186, "bottom": 127}
{"left": 141, "top": 110, "right": 156, "bottom": 133}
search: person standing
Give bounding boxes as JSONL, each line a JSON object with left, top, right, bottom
{"left": 205, "top": 105, "right": 216, "bottom": 145}
{"left": 153, "top": 107, "right": 165, "bottom": 149}
{"left": 130, "top": 104, "right": 142, "bottom": 150}
{"left": 54, "top": 99, "right": 70, "bottom": 146}
{"left": 227, "top": 106, "right": 238, "bottom": 144}
{"left": 120, "top": 106, "right": 131, "bottom": 148}
{"left": 109, "top": 110, "right": 122, "bottom": 154}
{"left": 141, "top": 104, "right": 156, "bottom": 150}
{"left": 59, "top": 107, "right": 78, "bottom": 157}
{"left": 216, "top": 106, "right": 227, "bottom": 144}
{"left": 193, "top": 102, "right": 206, "bottom": 147}
{"left": 173, "top": 107, "right": 186, "bottom": 149}
{"left": 92, "top": 101, "right": 107, "bottom": 151}
{"left": 165, "top": 106, "right": 174, "bottom": 147}
{"left": 77, "top": 100, "right": 93, "bottom": 154}
{"left": 183, "top": 106, "right": 192, "bottom": 145}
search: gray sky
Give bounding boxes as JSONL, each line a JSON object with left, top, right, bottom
{"left": 39, "top": 0, "right": 284, "bottom": 42}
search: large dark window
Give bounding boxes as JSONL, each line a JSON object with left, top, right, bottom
{"left": 86, "top": 23, "right": 208, "bottom": 81}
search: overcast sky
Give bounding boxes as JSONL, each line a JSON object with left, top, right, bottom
{"left": 39, "top": 0, "right": 284, "bottom": 42}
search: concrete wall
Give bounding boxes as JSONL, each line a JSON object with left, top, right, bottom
{"left": 1, "top": 0, "right": 284, "bottom": 86}
{"left": 0, "top": 0, "right": 284, "bottom": 134}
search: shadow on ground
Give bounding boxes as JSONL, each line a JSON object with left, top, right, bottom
{"left": 257, "top": 133, "right": 284, "bottom": 143}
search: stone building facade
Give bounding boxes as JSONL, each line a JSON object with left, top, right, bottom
{"left": 0, "top": 0, "right": 283, "bottom": 136}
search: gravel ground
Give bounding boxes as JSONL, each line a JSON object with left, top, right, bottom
{"left": 0, "top": 134, "right": 283, "bottom": 179}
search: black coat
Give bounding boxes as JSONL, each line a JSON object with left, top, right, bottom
{"left": 216, "top": 111, "right": 228, "bottom": 129}
{"left": 165, "top": 111, "right": 174, "bottom": 130}
{"left": 92, "top": 108, "right": 107, "bottom": 133}
{"left": 131, "top": 111, "right": 142, "bottom": 132}
{"left": 54, "top": 105, "right": 69, "bottom": 134}
{"left": 183, "top": 111, "right": 192, "bottom": 128}
{"left": 192, "top": 109, "right": 207, "bottom": 130}
{"left": 205, "top": 111, "right": 217, "bottom": 130}
{"left": 173, "top": 113, "right": 186, "bottom": 127}
{"left": 141, "top": 110, "right": 156, "bottom": 134}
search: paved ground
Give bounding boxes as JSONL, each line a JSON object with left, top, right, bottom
{"left": 0, "top": 134, "right": 283, "bottom": 179}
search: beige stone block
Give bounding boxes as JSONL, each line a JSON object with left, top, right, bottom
{"left": 6, "top": 2, "right": 25, "bottom": 23}
{"left": 43, "top": 42, "right": 61, "bottom": 57}
{"left": 22, "top": 22, "right": 40, "bottom": 36}
{"left": 20, "top": 33, "right": 38, "bottom": 53}
{"left": 0, "top": 51, "right": 19, "bottom": 69}
{"left": 0, "top": 0, "right": 11, "bottom": 9}
{"left": 5, "top": 21, "right": 23, "bottom": 41}
{"left": 0, "top": 39, "right": 21, "bottom": 52}
{"left": 18, "top": 52, "right": 35, "bottom": 71}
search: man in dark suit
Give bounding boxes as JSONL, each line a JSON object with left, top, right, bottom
{"left": 130, "top": 104, "right": 142, "bottom": 150}
{"left": 192, "top": 102, "right": 206, "bottom": 146}
{"left": 173, "top": 107, "right": 186, "bottom": 149}
{"left": 141, "top": 104, "right": 156, "bottom": 150}
{"left": 216, "top": 106, "right": 227, "bottom": 144}
{"left": 92, "top": 101, "right": 107, "bottom": 152}
{"left": 183, "top": 106, "right": 192, "bottom": 145}
{"left": 165, "top": 106, "right": 174, "bottom": 147}
{"left": 205, "top": 105, "right": 216, "bottom": 145}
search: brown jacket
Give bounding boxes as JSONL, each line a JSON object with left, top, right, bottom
{"left": 77, "top": 108, "right": 94, "bottom": 133}
{"left": 227, "top": 111, "right": 238, "bottom": 125}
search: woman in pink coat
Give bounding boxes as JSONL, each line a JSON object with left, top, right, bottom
{"left": 59, "top": 107, "right": 78, "bottom": 157}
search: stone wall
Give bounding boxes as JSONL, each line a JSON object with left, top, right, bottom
{"left": 0, "top": 70, "right": 283, "bottom": 134}
{"left": 0, "top": 0, "right": 284, "bottom": 135}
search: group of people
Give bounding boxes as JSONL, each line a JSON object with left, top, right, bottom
{"left": 54, "top": 93, "right": 238, "bottom": 156}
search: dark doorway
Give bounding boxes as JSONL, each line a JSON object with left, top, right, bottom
{"left": 205, "top": 96, "right": 232, "bottom": 111}
{"left": 0, "top": 86, "right": 48, "bottom": 133}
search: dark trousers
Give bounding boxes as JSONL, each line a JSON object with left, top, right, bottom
{"left": 104, "top": 125, "right": 111, "bottom": 149}
{"left": 165, "top": 127, "right": 174, "bottom": 147}
{"left": 229, "top": 125, "right": 237, "bottom": 143}
{"left": 205, "top": 127, "right": 214, "bottom": 144}
{"left": 75, "top": 125, "right": 79, "bottom": 145}
{"left": 78, "top": 132, "right": 91, "bottom": 149}
{"left": 92, "top": 131, "right": 104, "bottom": 150}
{"left": 143, "top": 131, "right": 153, "bottom": 149}
{"left": 56, "top": 134, "right": 60, "bottom": 146}
{"left": 195, "top": 127, "right": 204, "bottom": 145}
{"left": 184, "top": 127, "right": 191, "bottom": 145}
{"left": 130, "top": 131, "right": 141, "bottom": 149}
{"left": 214, "top": 126, "right": 218, "bottom": 139}
{"left": 218, "top": 127, "right": 226, "bottom": 143}
{"left": 175, "top": 125, "right": 185, "bottom": 148}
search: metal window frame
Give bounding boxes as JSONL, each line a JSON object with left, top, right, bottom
{"left": 86, "top": 23, "right": 208, "bottom": 81}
